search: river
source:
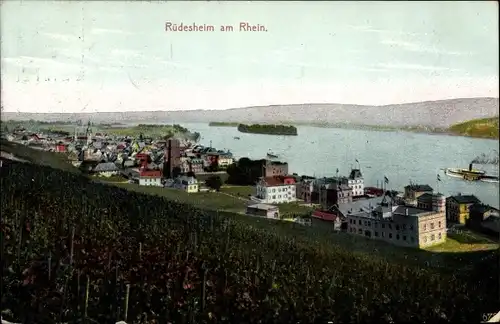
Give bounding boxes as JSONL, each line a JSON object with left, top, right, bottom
{"left": 169, "top": 122, "right": 499, "bottom": 208}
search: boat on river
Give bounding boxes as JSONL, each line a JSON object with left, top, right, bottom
{"left": 443, "top": 163, "right": 499, "bottom": 183}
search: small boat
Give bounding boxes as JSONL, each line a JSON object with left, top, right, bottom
{"left": 234, "top": 137, "right": 240, "bottom": 140}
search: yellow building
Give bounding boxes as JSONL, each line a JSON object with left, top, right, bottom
{"left": 218, "top": 154, "right": 234, "bottom": 168}
{"left": 446, "top": 194, "right": 481, "bottom": 224}
{"left": 174, "top": 175, "right": 199, "bottom": 193}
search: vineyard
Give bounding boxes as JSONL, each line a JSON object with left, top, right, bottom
{"left": 1, "top": 159, "right": 498, "bottom": 323}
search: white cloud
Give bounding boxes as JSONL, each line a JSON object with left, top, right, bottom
{"left": 377, "top": 62, "right": 461, "bottom": 72}
{"left": 381, "top": 39, "right": 470, "bottom": 56}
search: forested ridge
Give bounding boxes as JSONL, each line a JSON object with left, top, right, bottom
{"left": 0, "top": 159, "right": 498, "bottom": 323}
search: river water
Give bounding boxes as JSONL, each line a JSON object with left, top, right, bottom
{"left": 168, "top": 122, "right": 499, "bottom": 208}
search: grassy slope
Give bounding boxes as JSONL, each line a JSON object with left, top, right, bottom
{"left": 448, "top": 117, "right": 500, "bottom": 139}
{"left": 0, "top": 140, "right": 79, "bottom": 173}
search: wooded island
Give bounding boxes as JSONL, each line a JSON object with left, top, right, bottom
{"left": 237, "top": 123, "right": 298, "bottom": 136}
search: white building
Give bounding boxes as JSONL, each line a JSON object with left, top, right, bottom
{"left": 254, "top": 176, "right": 297, "bottom": 204}
{"left": 174, "top": 175, "right": 199, "bottom": 193}
{"left": 93, "top": 162, "right": 120, "bottom": 177}
{"left": 331, "top": 169, "right": 365, "bottom": 197}
{"left": 347, "top": 169, "right": 364, "bottom": 197}
{"left": 139, "top": 170, "right": 162, "bottom": 186}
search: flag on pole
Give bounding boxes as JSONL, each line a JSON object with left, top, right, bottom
{"left": 384, "top": 176, "right": 389, "bottom": 184}
{"left": 336, "top": 168, "right": 339, "bottom": 173}
{"left": 437, "top": 174, "right": 441, "bottom": 182}
{"left": 355, "top": 159, "right": 359, "bottom": 163}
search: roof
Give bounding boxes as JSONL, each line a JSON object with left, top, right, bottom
{"left": 259, "top": 176, "right": 295, "bottom": 187}
{"left": 93, "top": 162, "right": 119, "bottom": 172}
{"left": 312, "top": 210, "right": 337, "bottom": 221}
{"left": 247, "top": 203, "right": 278, "bottom": 211}
{"left": 447, "top": 194, "right": 481, "bottom": 204}
{"left": 349, "top": 169, "right": 363, "bottom": 179}
{"left": 140, "top": 170, "right": 162, "bottom": 178}
{"left": 470, "top": 203, "right": 499, "bottom": 214}
{"left": 336, "top": 196, "right": 384, "bottom": 216}
{"left": 417, "top": 193, "right": 434, "bottom": 202}
{"left": 404, "top": 184, "right": 433, "bottom": 192}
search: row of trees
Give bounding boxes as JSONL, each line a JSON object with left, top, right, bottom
{"left": 237, "top": 124, "right": 298, "bottom": 136}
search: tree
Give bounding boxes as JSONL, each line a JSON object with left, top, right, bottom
{"left": 205, "top": 176, "right": 223, "bottom": 191}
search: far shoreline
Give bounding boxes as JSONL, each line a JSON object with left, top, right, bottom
{"left": 206, "top": 121, "right": 499, "bottom": 140}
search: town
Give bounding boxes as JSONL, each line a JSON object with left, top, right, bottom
{"left": 2, "top": 121, "right": 498, "bottom": 251}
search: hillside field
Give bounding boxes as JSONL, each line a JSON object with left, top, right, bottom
{"left": 448, "top": 117, "right": 499, "bottom": 139}
{"left": 1, "top": 158, "right": 499, "bottom": 323}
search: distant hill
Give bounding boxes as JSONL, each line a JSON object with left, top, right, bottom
{"left": 2, "top": 97, "right": 499, "bottom": 129}
{"left": 448, "top": 117, "right": 499, "bottom": 139}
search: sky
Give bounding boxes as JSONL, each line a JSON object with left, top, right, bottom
{"left": 1, "top": 1, "right": 498, "bottom": 113}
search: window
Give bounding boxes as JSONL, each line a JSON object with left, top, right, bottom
{"left": 368, "top": 221, "right": 371, "bottom": 226}
{"left": 389, "top": 233, "right": 393, "bottom": 239}
{"left": 388, "top": 224, "right": 392, "bottom": 229}
{"left": 411, "top": 237, "right": 415, "bottom": 243}
{"left": 396, "top": 225, "right": 400, "bottom": 231}
{"left": 382, "top": 232, "right": 385, "bottom": 237}
{"left": 431, "top": 234, "right": 435, "bottom": 241}
{"left": 358, "top": 220, "right": 362, "bottom": 225}
{"left": 382, "top": 224, "right": 385, "bottom": 229}
{"left": 431, "top": 223, "right": 435, "bottom": 230}
{"left": 438, "top": 233, "right": 442, "bottom": 240}
{"left": 375, "top": 231, "right": 379, "bottom": 237}
{"left": 403, "top": 224, "right": 406, "bottom": 230}
{"left": 358, "top": 229, "right": 362, "bottom": 234}
{"left": 272, "top": 195, "right": 276, "bottom": 199}
{"left": 410, "top": 225, "right": 414, "bottom": 230}
{"left": 403, "top": 236, "right": 406, "bottom": 241}
{"left": 278, "top": 195, "right": 281, "bottom": 199}
{"left": 423, "top": 236, "right": 427, "bottom": 243}
{"left": 438, "top": 221, "right": 441, "bottom": 228}
{"left": 396, "top": 234, "right": 400, "bottom": 240}
{"left": 424, "top": 224, "right": 427, "bottom": 230}
{"left": 374, "top": 223, "right": 378, "bottom": 228}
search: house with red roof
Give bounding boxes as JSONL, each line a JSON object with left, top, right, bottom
{"left": 139, "top": 170, "right": 162, "bottom": 187}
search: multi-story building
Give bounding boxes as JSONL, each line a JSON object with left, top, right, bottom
{"left": 296, "top": 178, "right": 315, "bottom": 203}
{"left": 164, "top": 138, "right": 181, "bottom": 179}
{"left": 254, "top": 175, "right": 297, "bottom": 204}
{"left": 189, "top": 158, "right": 204, "bottom": 174}
{"left": 139, "top": 170, "right": 163, "bottom": 187}
{"left": 263, "top": 160, "right": 289, "bottom": 178}
{"left": 216, "top": 152, "right": 234, "bottom": 169}
{"left": 404, "top": 184, "right": 433, "bottom": 203}
{"left": 179, "top": 156, "right": 191, "bottom": 174}
{"left": 346, "top": 191, "right": 446, "bottom": 248}
{"left": 347, "top": 168, "right": 364, "bottom": 197}
{"left": 446, "top": 194, "right": 481, "bottom": 224}
{"left": 319, "top": 183, "right": 353, "bottom": 209}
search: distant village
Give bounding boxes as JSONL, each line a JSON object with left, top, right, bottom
{"left": 2, "top": 122, "right": 498, "bottom": 250}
